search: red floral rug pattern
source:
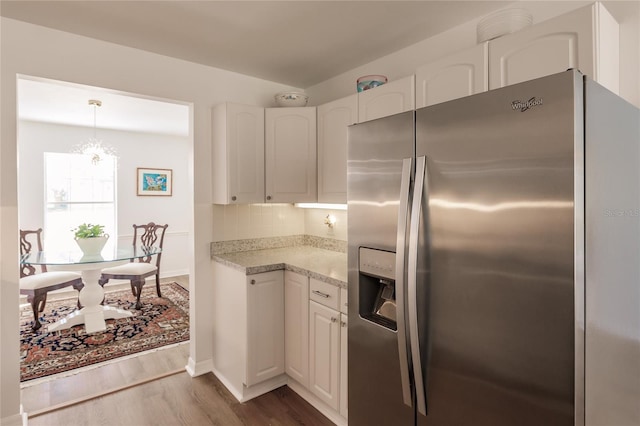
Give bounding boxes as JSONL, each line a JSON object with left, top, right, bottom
{"left": 20, "top": 282, "right": 189, "bottom": 382}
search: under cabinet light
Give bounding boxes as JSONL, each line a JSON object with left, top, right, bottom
{"left": 294, "top": 203, "right": 347, "bottom": 210}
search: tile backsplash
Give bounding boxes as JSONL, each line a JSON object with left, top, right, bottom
{"left": 304, "top": 208, "right": 347, "bottom": 241}
{"left": 212, "top": 204, "right": 347, "bottom": 242}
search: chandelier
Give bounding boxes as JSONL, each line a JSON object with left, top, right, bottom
{"left": 72, "top": 99, "right": 117, "bottom": 165}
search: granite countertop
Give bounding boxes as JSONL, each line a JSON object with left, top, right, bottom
{"left": 212, "top": 246, "right": 348, "bottom": 288}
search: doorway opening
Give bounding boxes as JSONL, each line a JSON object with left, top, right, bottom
{"left": 17, "top": 75, "right": 194, "bottom": 408}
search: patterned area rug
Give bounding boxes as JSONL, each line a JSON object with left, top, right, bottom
{"left": 20, "top": 282, "right": 189, "bottom": 382}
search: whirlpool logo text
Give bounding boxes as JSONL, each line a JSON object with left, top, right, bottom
{"left": 511, "top": 97, "right": 543, "bottom": 112}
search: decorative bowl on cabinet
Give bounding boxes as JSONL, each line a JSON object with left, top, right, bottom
{"left": 274, "top": 91, "right": 309, "bottom": 107}
{"left": 356, "top": 75, "right": 388, "bottom": 92}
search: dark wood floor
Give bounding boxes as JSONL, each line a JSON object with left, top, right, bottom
{"left": 28, "top": 372, "right": 334, "bottom": 426}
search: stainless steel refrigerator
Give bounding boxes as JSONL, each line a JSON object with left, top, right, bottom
{"left": 347, "top": 70, "right": 640, "bottom": 426}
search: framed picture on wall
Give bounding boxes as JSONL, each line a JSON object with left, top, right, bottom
{"left": 137, "top": 167, "right": 173, "bottom": 196}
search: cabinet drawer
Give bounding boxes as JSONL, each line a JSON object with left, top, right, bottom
{"left": 309, "top": 278, "right": 340, "bottom": 311}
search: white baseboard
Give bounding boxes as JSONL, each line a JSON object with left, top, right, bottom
{"left": 240, "top": 375, "right": 288, "bottom": 403}
{"left": 211, "top": 367, "right": 288, "bottom": 403}
{"left": 185, "top": 356, "right": 213, "bottom": 377}
{"left": 161, "top": 269, "right": 189, "bottom": 279}
{"left": 287, "top": 379, "right": 347, "bottom": 426}
{"left": 211, "top": 367, "right": 244, "bottom": 402}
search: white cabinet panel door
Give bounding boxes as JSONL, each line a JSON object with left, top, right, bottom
{"left": 317, "top": 95, "right": 357, "bottom": 204}
{"left": 416, "top": 43, "right": 488, "bottom": 108}
{"left": 309, "top": 300, "right": 341, "bottom": 410}
{"left": 284, "top": 271, "right": 309, "bottom": 387}
{"left": 265, "top": 107, "right": 317, "bottom": 203}
{"left": 358, "top": 75, "right": 415, "bottom": 123}
{"left": 339, "top": 313, "right": 348, "bottom": 419}
{"left": 246, "top": 270, "right": 285, "bottom": 386}
{"left": 489, "top": 3, "right": 618, "bottom": 93}
{"left": 212, "top": 102, "right": 265, "bottom": 204}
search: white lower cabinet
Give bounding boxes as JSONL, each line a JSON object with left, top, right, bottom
{"left": 284, "top": 272, "right": 348, "bottom": 423}
{"left": 309, "top": 300, "right": 341, "bottom": 411}
{"left": 246, "top": 271, "right": 285, "bottom": 386}
{"left": 339, "top": 313, "right": 348, "bottom": 419}
{"left": 214, "top": 263, "right": 347, "bottom": 421}
{"left": 212, "top": 263, "right": 286, "bottom": 401}
{"left": 284, "top": 271, "right": 309, "bottom": 387}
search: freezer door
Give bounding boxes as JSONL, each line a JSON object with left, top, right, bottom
{"left": 347, "top": 111, "right": 415, "bottom": 426}
{"left": 415, "top": 70, "right": 582, "bottom": 426}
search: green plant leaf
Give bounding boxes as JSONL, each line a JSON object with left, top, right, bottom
{"left": 72, "top": 223, "right": 105, "bottom": 239}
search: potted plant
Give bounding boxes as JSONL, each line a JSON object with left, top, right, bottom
{"left": 72, "top": 223, "right": 109, "bottom": 256}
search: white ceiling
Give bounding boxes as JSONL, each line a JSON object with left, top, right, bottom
{"left": 1, "top": 1, "right": 510, "bottom": 88}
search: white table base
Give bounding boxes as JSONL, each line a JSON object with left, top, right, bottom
{"left": 48, "top": 265, "right": 132, "bottom": 334}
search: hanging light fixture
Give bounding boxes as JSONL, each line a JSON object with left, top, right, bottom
{"left": 71, "top": 99, "right": 117, "bottom": 165}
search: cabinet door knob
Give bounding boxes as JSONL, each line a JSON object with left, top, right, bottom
{"left": 250, "top": 279, "right": 256, "bottom": 285}
{"left": 331, "top": 317, "right": 337, "bottom": 323}
{"left": 231, "top": 195, "right": 237, "bottom": 201}
{"left": 341, "top": 321, "right": 347, "bottom": 327}
{"left": 266, "top": 195, "right": 272, "bottom": 201}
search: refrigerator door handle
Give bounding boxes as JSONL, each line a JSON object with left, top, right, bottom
{"left": 395, "top": 157, "right": 413, "bottom": 408}
{"left": 408, "top": 155, "right": 427, "bottom": 416}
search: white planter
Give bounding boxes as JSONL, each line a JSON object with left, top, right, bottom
{"left": 75, "top": 235, "right": 109, "bottom": 256}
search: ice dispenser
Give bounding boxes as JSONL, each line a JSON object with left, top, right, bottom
{"left": 359, "top": 247, "right": 397, "bottom": 330}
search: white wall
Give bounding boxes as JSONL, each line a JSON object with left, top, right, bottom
{"left": 18, "top": 120, "right": 190, "bottom": 277}
{"left": 306, "top": 1, "right": 639, "bottom": 108}
{"left": 0, "top": 17, "right": 298, "bottom": 425}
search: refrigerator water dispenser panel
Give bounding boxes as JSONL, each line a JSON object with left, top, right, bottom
{"left": 359, "top": 247, "right": 397, "bottom": 330}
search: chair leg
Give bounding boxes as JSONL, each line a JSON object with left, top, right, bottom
{"left": 131, "top": 279, "right": 144, "bottom": 310}
{"left": 37, "top": 292, "right": 47, "bottom": 313}
{"left": 155, "top": 274, "right": 162, "bottom": 297}
{"left": 27, "top": 293, "right": 46, "bottom": 331}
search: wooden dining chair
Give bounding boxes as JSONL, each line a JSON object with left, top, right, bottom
{"left": 20, "top": 229, "right": 84, "bottom": 331}
{"left": 98, "top": 222, "right": 168, "bottom": 309}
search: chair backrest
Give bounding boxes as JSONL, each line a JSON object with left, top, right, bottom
{"left": 131, "top": 222, "right": 168, "bottom": 269}
{"left": 19, "top": 228, "right": 46, "bottom": 277}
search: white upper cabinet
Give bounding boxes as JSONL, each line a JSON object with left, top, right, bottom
{"left": 358, "top": 75, "right": 415, "bottom": 123}
{"left": 416, "top": 43, "right": 488, "bottom": 108}
{"left": 212, "top": 103, "right": 265, "bottom": 204}
{"left": 317, "top": 95, "right": 357, "bottom": 204}
{"left": 265, "top": 107, "right": 317, "bottom": 203}
{"left": 489, "top": 3, "right": 619, "bottom": 93}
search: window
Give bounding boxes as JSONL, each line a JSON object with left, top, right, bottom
{"left": 44, "top": 153, "right": 116, "bottom": 252}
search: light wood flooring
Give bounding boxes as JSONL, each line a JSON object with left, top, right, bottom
{"left": 22, "top": 275, "right": 334, "bottom": 425}
{"left": 27, "top": 370, "right": 334, "bottom": 426}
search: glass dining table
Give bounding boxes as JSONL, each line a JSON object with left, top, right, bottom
{"left": 20, "top": 245, "right": 162, "bottom": 334}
